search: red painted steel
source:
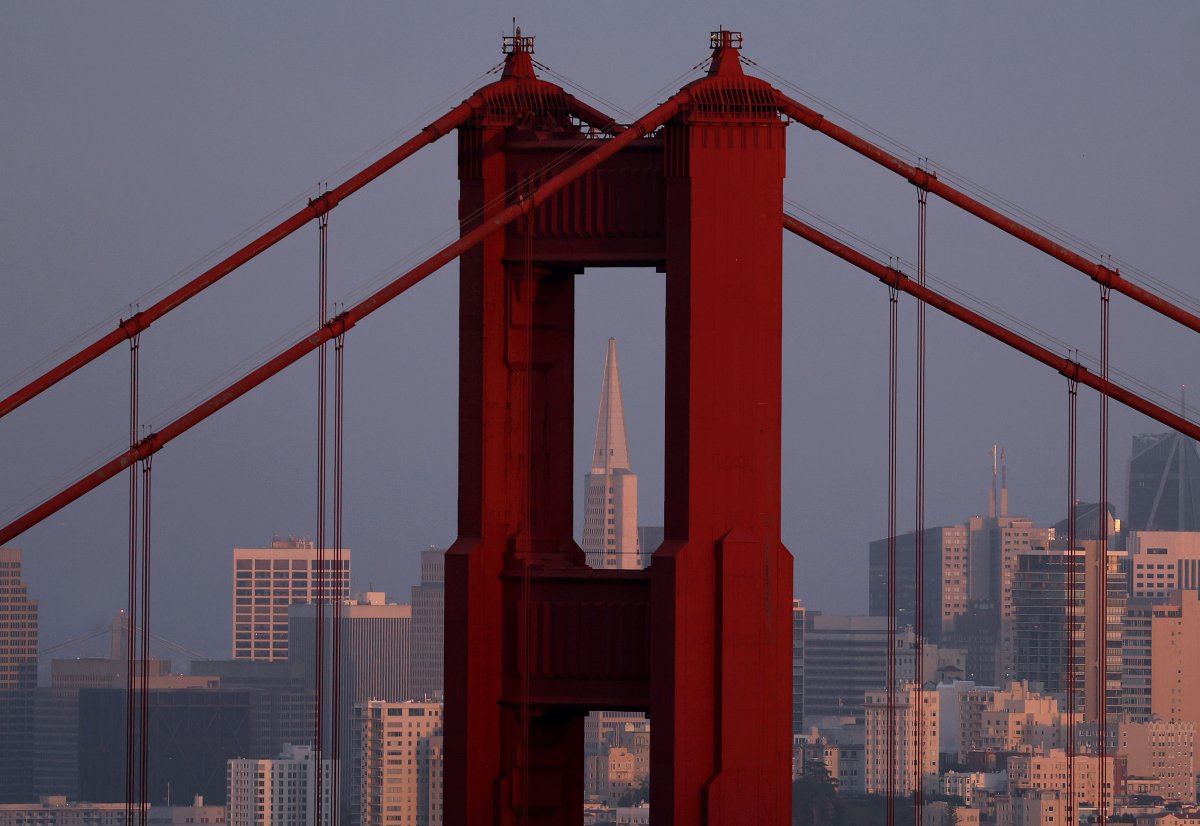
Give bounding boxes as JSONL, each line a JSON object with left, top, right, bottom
{"left": 14, "top": 31, "right": 1200, "bottom": 826}
{"left": 446, "top": 32, "right": 793, "bottom": 825}
{"left": 774, "top": 92, "right": 1200, "bottom": 336}
{"left": 0, "top": 91, "right": 683, "bottom": 549}
{"left": 0, "top": 95, "right": 494, "bottom": 421}
{"left": 653, "top": 38, "right": 791, "bottom": 825}
{"left": 782, "top": 212, "right": 1200, "bottom": 436}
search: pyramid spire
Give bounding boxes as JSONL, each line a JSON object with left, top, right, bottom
{"left": 591, "top": 338, "right": 631, "bottom": 474}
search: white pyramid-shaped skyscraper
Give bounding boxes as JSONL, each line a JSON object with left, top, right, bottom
{"left": 581, "top": 338, "right": 641, "bottom": 569}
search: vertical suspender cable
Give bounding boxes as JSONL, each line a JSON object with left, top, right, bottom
{"left": 1066, "top": 369, "right": 1079, "bottom": 822}
{"left": 886, "top": 282, "right": 899, "bottom": 826}
{"left": 913, "top": 184, "right": 928, "bottom": 826}
{"left": 125, "top": 332, "right": 140, "bottom": 826}
{"left": 1097, "top": 282, "right": 1112, "bottom": 825}
{"left": 313, "top": 196, "right": 330, "bottom": 826}
{"left": 139, "top": 455, "right": 153, "bottom": 826}
{"left": 331, "top": 327, "right": 345, "bottom": 826}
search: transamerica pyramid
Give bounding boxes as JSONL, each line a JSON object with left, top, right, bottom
{"left": 581, "top": 338, "right": 641, "bottom": 569}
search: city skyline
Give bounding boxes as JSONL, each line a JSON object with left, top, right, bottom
{"left": 1, "top": 7, "right": 1197, "bottom": 687}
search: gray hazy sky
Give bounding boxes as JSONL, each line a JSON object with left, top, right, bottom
{"left": 2, "top": 3, "right": 1198, "bottom": 662}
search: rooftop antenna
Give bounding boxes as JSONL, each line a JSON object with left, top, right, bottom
{"left": 988, "top": 445, "right": 998, "bottom": 519}
{"left": 1000, "top": 447, "right": 1009, "bottom": 518}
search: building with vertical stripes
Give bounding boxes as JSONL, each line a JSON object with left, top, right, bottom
{"left": 409, "top": 548, "right": 444, "bottom": 702}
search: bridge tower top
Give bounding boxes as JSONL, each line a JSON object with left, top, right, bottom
{"left": 708, "top": 27, "right": 744, "bottom": 76}
{"left": 501, "top": 25, "right": 535, "bottom": 79}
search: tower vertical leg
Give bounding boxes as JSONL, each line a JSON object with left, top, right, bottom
{"left": 445, "top": 157, "right": 585, "bottom": 823}
{"left": 652, "top": 110, "right": 793, "bottom": 824}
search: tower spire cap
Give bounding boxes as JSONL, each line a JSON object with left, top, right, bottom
{"left": 591, "top": 338, "right": 632, "bottom": 473}
{"left": 502, "top": 24, "right": 536, "bottom": 79}
{"left": 707, "top": 27, "right": 745, "bottom": 77}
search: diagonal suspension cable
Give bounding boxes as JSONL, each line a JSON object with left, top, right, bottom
{"left": 0, "top": 95, "right": 489, "bottom": 421}
{"left": 773, "top": 90, "right": 1200, "bottom": 337}
{"left": 781, "top": 213, "right": 1200, "bottom": 440}
{"left": 0, "top": 89, "right": 689, "bottom": 544}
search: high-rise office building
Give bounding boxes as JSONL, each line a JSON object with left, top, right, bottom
{"left": 581, "top": 339, "right": 641, "bottom": 570}
{"left": 290, "top": 593, "right": 412, "bottom": 823}
{"left": 0, "top": 548, "right": 36, "bottom": 690}
{"left": 868, "top": 524, "right": 970, "bottom": 643}
{"left": 0, "top": 547, "right": 37, "bottom": 803}
{"left": 1127, "top": 431, "right": 1200, "bottom": 533}
{"left": 80, "top": 688, "right": 256, "bottom": 805}
{"left": 288, "top": 594, "right": 413, "bottom": 710}
{"left": 227, "top": 744, "right": 333, "bottom": 826}
{"left": 34, "top": 617, "right": 173, "bottom": 800}
{"left": 232, "top": 538, "right": 350, "bottom": 661}
{"left": 870, "top": 451, "right": 1051, "bottom": 685}
{"left": 410, "top": 548, "right": 444, "bottom": 702}
{"left": 1010, "top": 546, "right": 1125, "bottom": 718}
{"left": 802, "top": 614, "right": 916, "bottom": 725}
{"left": 354, "top": 700, "right": 444, "bottom": 826}
{"left": 792, "top": 599, "right": 805, "bottom": 735}
{"left": 1122, "top": 590, "right": 1200, "bottom": 757}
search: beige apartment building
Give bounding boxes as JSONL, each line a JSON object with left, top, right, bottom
{"left": 227, "top": 745, "right": 333, "bottom": 826}
{"left": 955, "top": 681, "right": 1076, "bottom": 762}
{"left": 1007, "top": 750, "right": 1124, "bottom": 819}
{"left": 1127, "top": 531, "right": 1200, "bottom": 598}
{"left": 864, "top": 683, "right": 939, "bottom": 797}
{"left": 1123, "top": 590, "right": 1200, "bottom": 757}
{"left": 354, "top": 700, "right": 443, "bottom": 826}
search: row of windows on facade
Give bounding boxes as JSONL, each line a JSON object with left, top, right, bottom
{"left": 236, "top": 558, "right": 349, "bottom": 569}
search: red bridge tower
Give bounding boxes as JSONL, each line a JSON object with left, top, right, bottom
{"left": 445, "top": 30, "right": 793, "bottom": 824}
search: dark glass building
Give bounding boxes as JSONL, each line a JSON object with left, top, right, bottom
{"left": 1127, "top": 432, "right": 1200, "bottom": 532}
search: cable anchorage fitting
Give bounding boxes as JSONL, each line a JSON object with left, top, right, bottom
{"left": 119, "top": 312, "right": 145, "bottom": 342}
{"left": 308, "top": 190, "right": 342, "bottom": 217}
{"left": 910, "top": 164, "right": 937, "bottom": 193}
